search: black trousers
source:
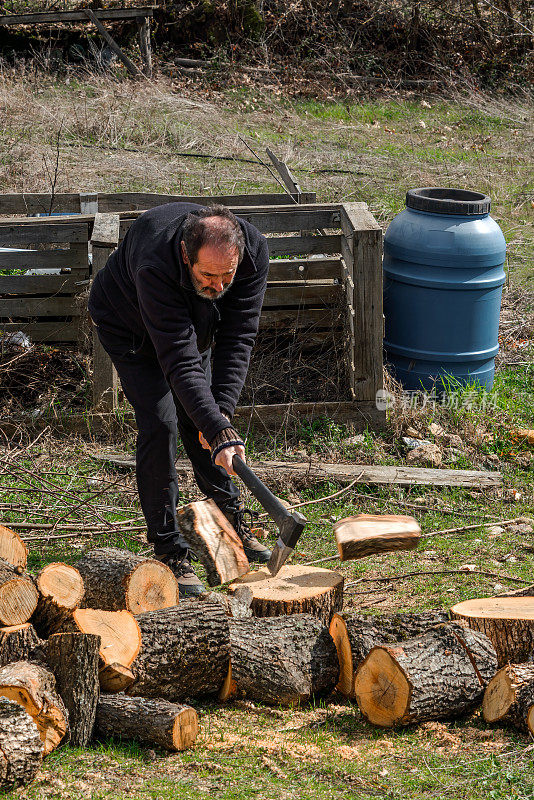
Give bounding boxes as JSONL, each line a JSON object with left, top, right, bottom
{"left": 94, "top": 319, "right": 240, "bottom": 556}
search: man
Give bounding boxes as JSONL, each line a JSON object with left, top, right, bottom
{"left": 88, "top": 202, "right": 271, "bottom": 596}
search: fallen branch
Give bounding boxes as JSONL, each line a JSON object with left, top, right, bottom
{"left": 423, "top": 517, "right": 532, "bottom": 538}
{"left": 344, "top": 569, "right": 528, "bottom": 588}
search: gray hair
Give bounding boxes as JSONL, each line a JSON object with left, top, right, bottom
{"left": 182, "top": 205, "right": 245, "bottom": 265}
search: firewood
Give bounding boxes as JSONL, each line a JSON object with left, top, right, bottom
{"left": 354, "top": 623, "right": 497, "bottom": 727}
{"left": 0, "top": 697, "right": 43, "bottom": 790}
{"left": 99, "top": 663, "right": 134, "bottom": 693}
{"left": 55, "top": 608, "right": 142, "bottom": 672}
{"left": 32, "top": 562, "right": 85, "bottom": 638}
{"left": 177, "top": 500, "right": 250, "bottom": 586}
{"left": 329, "top": 611, "right": 449, "bottom": 698}
{"left": 483, "top": 663, "right": 534, "bottom": 734}
{"left": 0, "top": 661, "right": 68, "bottom": 755}
{"left": 0, "top": 559, "right": 38, "bottom": 626}
{"left": 334, "top": 514, "right": 421, "bottom": 561}
{"left": 46, "top": 633, "right": 100, "bottom": 747}
{"left": 450, "top": 596, "right": 534, "bottom": 666}
{"left": 224, "top": 614, "right": 339, "bottom": 706}
{"left": 127, "top": 600, "right": 230, "bottom": 702}
{"left": 0, "top": 623, "right": 43, "bottom": 668}
{"left": 0, "top": 524, "right": 27, "bottom": 570}
{"left": 228, "top": 565, "right": 344, "bottom": 624}
{"left": 76, "top": 547, "right": 179, "bottom": 613}
{"left": 96, "top": 695, "right": 199, "bottom": 752}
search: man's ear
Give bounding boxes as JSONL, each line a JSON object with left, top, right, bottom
{"left": 180, "top": 241, "right": 188, "bottom": 264}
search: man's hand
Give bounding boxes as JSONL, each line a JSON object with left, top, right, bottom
{"left": 214, "top": 443, "right": 246, "bottom": 476}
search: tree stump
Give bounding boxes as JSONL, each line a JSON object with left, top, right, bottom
{"left": 0, "top": 661, "right": 68, "bottom": 755}
{"left": 329, "top": 611, "right": 449, "bottom": 698}
{"left": 334, "top": 514, "right": 421, "bottom": 561}
{"left": 450, "top": 596, "right": 534, "bottom": 666}
{"left": 46, "top": 633, "right": 100, "bottom": 747}
{"left": 0, "top": 525, "right": 27, "bottom": 570}
{"left": 228, "top": 565, "right": 344, "bottom": 623}
{"left": 32, "top": 562, "right": 85, "bottom": 638}
{"left": 0, "top": 624, "right": 43, "bottom": 668}
{"left": 0, "top": 560, "right": 38, "bottom": 626}
{"left": 0, "top": 697, "right": 43, "bottom": 790}
{"left": 354, "top": 623, "right": 497, "bottom": 727}
{"left": 127, "top": 600, "right": 230, "bottom": 702}
{"left": 224, "top": 614, "right": 339, "bottom": 706}
{"left": 96, "top": 695, "right": 199, "bottom": 751}
{"left": 483, "top": 663, "right": 534, "bottom": 734}
{"left": 76, "top": 547, "right": 179, "bottom": 614}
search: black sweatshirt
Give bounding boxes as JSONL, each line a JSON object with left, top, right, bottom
{"left": 88, "top": 203, "right": 269, "bottom": 444}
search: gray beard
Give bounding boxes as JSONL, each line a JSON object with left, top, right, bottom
{"left": 193, "top": 283, "right": 232, "bottom": 300}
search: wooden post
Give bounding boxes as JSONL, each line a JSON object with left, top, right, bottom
{"left": 83, "top": 9, "right": 142, "bottom": 78}
{"left": 91, "top": 213, "right": 119, "bottom": 411}
{"left": 138, "top": 17, "right": 152, "bottom": 78}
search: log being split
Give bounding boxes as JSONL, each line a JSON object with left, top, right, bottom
{"left": 76, "top": 547, "right": 179, "bottom": 614}
{"left": 329, "top": 611, "right": 449, "bottom": 699}
{"left": 0, "top": 525, "right": 27, "bottom": 570}
{"left": 354, "top": 623, "right": 497, "bottom": 727}
{"left": 334, "top": 514, "right": 421, "bottom": 561}
{"left": 229, "top": 565, "right": 344, "bottom": 624}
{"left": 127, "top": 600, "right": 230, "bottom": 702}
{"left": 0, "top": 623, "right": 43, "bottom": 668}
{"left": 46, "top": 633, "right": 100, "bottom": 747}
{"left": 0, "top": 661, "right": 68, "bottom": 755}
{"left": 450, "top": 596, "right": 534, "bottom": 666}
{"left": 221, "top": 614, "right": 339, "bottom": 706}
{"left": 0, "top": 559, "right": 38, "bottom": 626}
{"left": 0, "top": 697, "right": 43, "bottom": 790}
{"left": 483, "top": 663, "right": 534, "bottom": 734}
{"left": 96, "top": 695, "right": 199, "bottom": 751}
{"left": 32, "top": 562, "right": 84, "bottom": 638}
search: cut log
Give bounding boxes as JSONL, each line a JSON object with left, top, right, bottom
{"left": 55, "top": 608, "right": 142, "bottom": 670}
{"left": 96, "top": 695, "right": 199, "bottom": 751}
{"left": 127, "top": 600, "right": 230, "bottom": 701}
{"left": 483, "top": 663, "right": 534, "bottom": 733}
{"left": 0, "top": 661, "right": 68, "bottom": 755}
{"left": 99, "top": 663, "right": 134, "bottom": 693}
{"left": 76, "top": 547, "right": 179, "bottom": 613}
{"left": 228, "top": 565, "right": 344, "bottom": 623}
{"left": 334, "top": 514, "right": 421, "bottom": 561}
{"left": 450, "top": 596, "right": 534, "bottom": 666}
{"left": 0, "top": 559, "right": 39, "bottom": 626}
{"left": 177, "top": 499, "right": 250, "bottom": 586}
{"left": 0, "top": 525, "right": 27, "bottom": 570}
{"left": 226, "top": 614, "right": 339, "bottom": 706}
{"left": 329, "top": 611, "right": 449, "bottom": 698}
{"left": 0, "top": 697, "right": 43, "bottom": 790}
{"left": 354, "top": 623, "right": 497, "bottom": 727}
{"left": 32, "top": 562, "right": 84, "bottom": 638}
{"left": 46, "top": 633, "right": 100, "bottom": 747}
{"left": 0, "top": 623, "right": 43, "bottom": 668}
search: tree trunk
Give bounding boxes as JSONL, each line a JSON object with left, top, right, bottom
{"left": 0, "top": 560, "right": 39, "bottom": 626}
{"left": 0, "top": 624, "right": 43, "bottom": 668}
{"left": 177, "top": 499, "right": 249, "bottom": 586}
{"left": 127, "top": 600, "right": 230, "bottom": 702}
{"left": 0, "top": 697, "right": 43, "bottom": 790}
{"left": 229, "top": 565, "right": 344, "bottom": 624}
{"left": 334, "top": 514, "right": 420, "bottom": 561}
{"left": 483, "top": 663, "right": 534, "bottom": 733}
{"left": 450, "top": 596, "right": 534, "bottom": 665}
{"left": 96, "top": 694, "right": 198, "bottom": 751}
{"left": 0, "top": 661, "right": 68, "bottom": 755}
{"left": 329, "top": 611, "right": 449, "bottom": 698}
{"left": 354, "top": 623, "right": 497, "bottom": 727}
{"left": 225, "top": 613, "right": 339, "bottom": 706}
{"left": 46, "top": 633, "right": 100, "bottom": 747}
{"left": 76, "top": 547, "right": 179, "bottom": 614}
{"left": 54, "top": 608, "right": 142, "bottom": 670}
{"left": 32, "top": 562, "right": 85, "bottom": 638}
{"left": 0, "top": 525, "right": 27, "bottom": 570}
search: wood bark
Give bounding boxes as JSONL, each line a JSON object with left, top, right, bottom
{"left": 334, "top": 514, "right": 421, "bottom": 561}
{"left": 127, "top": 600, "right": 230, "bottom": 702}
{"left": 76, "top": 547, "right": 179, "bottom": 613}
{"left": 96, "top": 694, "right": 198, "bottom": 751}
{"left": 483, "top": 663, "right": 534, "bottom": 733}
{"left": 229, "top": 565, "right": 344, "bottom": 624}
{"left": 53, "top": 608, "right": 141, "bottom": 669}
{"left": 0, "top": 697, "right": 43, "bottom": 790}
{"left": 32, "top": 562, "right": 84, "bottom": 638}
{"left": 354, "top": 623, "right": 497, "bottom": 727}
{"left": 0, "top": 559, "right": 39, "bottom": 626}
{"left": 0, "top": 623, "right": 43, "bottom": 668}
{"left": 226, "top": 613, "right": 339, "bottom": 706}
{"left": 0, "top": 524, "right": 27, "bottom": 570}
{"left": 0, "top": 660, "right": 68, "bottom": 755}
{"left": 46, "top": 633, "right": 100, "bottom": 747}
{"left": 329, "top": 611, "right": 449, "bottom": 698}
{"left": 450, "top": 596, "right": 534, "bottom": 666}
{"left": 177, "top": 500, "right": 250, "bottom": 587}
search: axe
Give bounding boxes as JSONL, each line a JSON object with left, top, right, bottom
{"left": 232, "top": 455, "right": 307, "bottom": 576}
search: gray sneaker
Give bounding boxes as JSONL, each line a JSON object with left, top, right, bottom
{"left": 224, "top": 504, "right": 272, "bottom": 564}
{"left": 156, "top": 550, "right": 205, "bottom": 598}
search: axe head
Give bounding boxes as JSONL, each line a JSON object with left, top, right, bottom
{"left": 266, "top": 511, "right": 307, "bottom": 576}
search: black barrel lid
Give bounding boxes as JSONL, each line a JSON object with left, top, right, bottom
{"left": 406, "top": 187, "right": 491, "bottom": 215}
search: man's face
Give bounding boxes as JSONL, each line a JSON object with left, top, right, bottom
{"left": 181, "top": 241, "right": 239, "bottom": 300}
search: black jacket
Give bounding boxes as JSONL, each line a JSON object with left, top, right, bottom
{"left": 88, "top": 202, "right": 269, "bottom": 443}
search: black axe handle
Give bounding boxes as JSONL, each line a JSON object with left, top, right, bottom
{"left": 231, "top": 455, "right": 291, "bottom": 530}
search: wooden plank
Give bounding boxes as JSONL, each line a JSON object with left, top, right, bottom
{"left": 0, "top": 321, "right": 79, "bottom": 342}
{"left": 259, "top": 308, "right": 342, "bottom": 329}
{"left": 67, "top": 242, "right": 90, "bottom": 274}
{"left": 232, "top": 208, "right": 340, "bottom": 234}
{"left": 99, "top": 192, "right": 316, "bottom": 211}
{"left": 91, "top": 214, "right": 120, "bottom": 248}
{"left": 267, "top": 258, "right": 342, "bottom": 281}
{"left": 0, "top": 8, "right": 155, "bottom": 25}
{"left": 0, "top": 250, "right": 81, "bottom": 271}
{"left": 0, "top": 194, "right": 81, "bottom": 215}
{"left": 0, "top": 297, "right": 80, "bottom": 316}
{"left": 263, "top": 283, "right": 340, "bottom": 307}
{"left": 265, "top": 148, "right": 301, "bottom": 197}
{"left": 137, "top": 17, "right": 152, "bottom": 78}
{"left": 267, "top": 235, "right": 341, "bottom": 258}
{"left": 91, "top": 246, "right": 118, "bottom": 411}
{"left": 83, "top": 9, "right": 142, "bottom": 78}
{"left": 0, "top": 275, "right": 80, "bottom": 295}
{"left": 0, "top": 224, "right": 87, "bottom": 246}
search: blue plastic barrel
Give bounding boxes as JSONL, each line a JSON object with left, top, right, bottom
{"left": 383, "top": 187, "right": 506, "bottom": 391}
